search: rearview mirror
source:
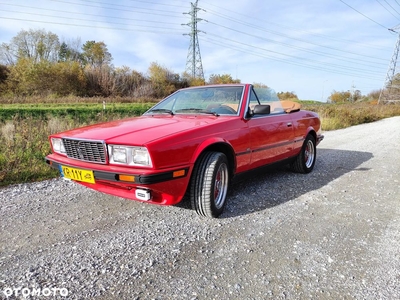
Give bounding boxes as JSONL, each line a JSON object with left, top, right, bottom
{"left": 253, "top": 104, "right": 270, "bottom": 115}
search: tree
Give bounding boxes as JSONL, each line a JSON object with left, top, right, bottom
{"left": 81, "top": 41, "right": 112, "bottom": 67}
{"left": 181, "top": 71, "right": 204, "bottom": 87}
{"left": 58, "top": 42, "right": 69, "bottom": 62}
{"left": 252, "top": 82, "right": 268, "bottom": 88}
{"left": 51, "top": 61, "right": 87, "bottom": 96}
{"left": 367, "top": 90, "right": 381, "bottom": 102}
{"left": 351, "top": 90, "right": 362, "bottom": 102}
{"left": 329, "top": 87, "right": 365, "bottom": 103}
{"left": 3, "top": 58, "right": 86, "bottom": 96}
{"left": 0, "top": 64, "right": 9, "bottom": 83}
{"left": 148, "top": 62, "right": 181, "bottom": 98}
{"left": 58, "top": 38, "right": 82, "bottom": 63}
{"left": 0, "top": 64, "right": 10, "bottom": 94}
{"left": 0, "top": 29, "right": 60, "bottom": 65}
{"left": 208, "top": 74, "right": 240, "bottom": 84}
{"left": 0, "top": 43, "right": 14, "bottom": 65}
{"left": 381, "top": 72, "right": 400, "bottom": 101}
{"left": 328, "top": 90, "right": 352, "bottom": 103}
{"left": 277, "top": 91, "right": 298, "bottom": 100}
{"left": 112, "top": 67, "right": 149, "bottom": 97}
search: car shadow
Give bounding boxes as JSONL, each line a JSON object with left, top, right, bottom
{"left": 220, "top": 148, "right": 373, "bottom": 218}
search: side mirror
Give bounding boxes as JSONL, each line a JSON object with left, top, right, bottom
{"left": 253, "top": 104, "right": 270, "bottom": 115}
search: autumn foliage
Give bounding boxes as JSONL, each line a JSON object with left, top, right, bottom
{"left": 0, "top": 29, "right": 246, "bottom": 100}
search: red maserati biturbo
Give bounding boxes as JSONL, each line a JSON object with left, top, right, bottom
{"left": 46, "top": 84, "right": 323, "bottom": 218}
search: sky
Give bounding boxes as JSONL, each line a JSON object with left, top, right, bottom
{"left": 0, "top": 0, "right": 399, "bottom": 101}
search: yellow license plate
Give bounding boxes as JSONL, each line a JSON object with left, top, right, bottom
{"left": 60, "top": 165, "right": 95, "bottom": 184}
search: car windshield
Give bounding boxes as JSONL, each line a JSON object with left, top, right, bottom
{"left": 145, "top": 86, "right": 244, "bottom": 116}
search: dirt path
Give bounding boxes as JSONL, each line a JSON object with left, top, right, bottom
{"left": 1, "top": 117, "right": 399, "bottom": 299}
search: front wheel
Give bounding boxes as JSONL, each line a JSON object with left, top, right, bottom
{"left": 291, "top": 134, "right": 316, "bottom": 173}
{"left": 190, "top": 152, "right": 229, "bottom": 218}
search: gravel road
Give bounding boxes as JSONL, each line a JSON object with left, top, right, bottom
{"left": 1, "top": 116, "right": 399, "bottom": 300}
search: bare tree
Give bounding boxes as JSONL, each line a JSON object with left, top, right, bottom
{"left": 0, "top": 29, "right": 60, "bottom": 65}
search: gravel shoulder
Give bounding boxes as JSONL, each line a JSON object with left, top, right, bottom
{"left": 1, "top": 116, "right": 400, "bottom": 299}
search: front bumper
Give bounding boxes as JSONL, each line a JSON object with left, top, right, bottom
{"left": 47, "top": 160, "right": 189, "bottom": 185}
{"left": 45, "top": 155, "right": 191, "bottom": 205}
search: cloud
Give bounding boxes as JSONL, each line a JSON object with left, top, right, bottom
{"left": 0, "top": 0, "right": 396, "bottom": 100}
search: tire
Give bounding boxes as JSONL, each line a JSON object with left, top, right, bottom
{"left": 190, "top": 151, "right": 229, "bottom": 218}
{"left": 291, "top": 134, "right": 316, "bottom": 174}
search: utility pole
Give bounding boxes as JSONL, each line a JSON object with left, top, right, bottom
{"left": 183, "top": 0, "right": 205, "bottom": 80}
{"left": 379, "top": 27, "right": 400, "bottom": 104}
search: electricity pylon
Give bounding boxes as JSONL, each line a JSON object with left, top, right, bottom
{"left": 183, "top": 0, "right": 205, "bottom": 80}
{"left": 379, "top": 26, "right": 400, "bottom": 104}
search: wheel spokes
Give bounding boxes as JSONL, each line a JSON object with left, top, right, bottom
{"left": 304, "top": 140, "right": 315, "bottom": 168}
{"left": 214, "top": 163, "right": 228, "bottom": 209}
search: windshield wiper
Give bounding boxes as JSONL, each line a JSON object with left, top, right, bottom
{"left": 175, "top": 108, "right": 219, "bottom": 116}
{"left": 147, "top": 108, "right": 174, "bottom": 115}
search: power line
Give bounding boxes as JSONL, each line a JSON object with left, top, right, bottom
{"left": 46, "top": 0, "right": 187, "bottom": 18}
{"left": 382, "top": 0, "right": 400, "bottom": 15}
{"left": 0, "top": 0, "right": 390, "bottom": 90}
{"left": 205, "top": 20, "right": 387, "bottom": 68}
{"left": 1, "top": 3, "right": 182, "bottom": 26}
{"left": 1, "top": 7, "right": 386, "bottom": 80}
{"left": 0, "top": 16, "right": 185, "bottom": 34}
{"left": 203, "top": 33, "right": 383, "bottom": 80}
{"left": 339, "top": 0, "right": 390, "bottom": 30}
{"left": 202, "top": 36, "right": 383, "bottom": 81}
{"left": 3, "top": 9, "right": 184, "bottom": 30}
{"left": 3, "top": 0, "right": 390, "bottom": 64}
{"left": 204, "top": 14, "right": 388, "bottom": 60}
{"left": 202, "top": 1, "right": 388, "bottom": 51}
{"left": 125, "top": 0, "right": 189, "bottom": 9}
{"left": 375, "top": 0, "right": 400, "bottom": 21}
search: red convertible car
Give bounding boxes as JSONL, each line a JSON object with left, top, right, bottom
{"left": 46, "top": 84, "right": 323, "bottom": 217}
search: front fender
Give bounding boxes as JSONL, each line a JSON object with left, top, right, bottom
{"left": 190, "top": 137, "right": 237, "bottom": 173}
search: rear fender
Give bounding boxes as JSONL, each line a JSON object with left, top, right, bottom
{"left": 306, "top": 127, "right": 317, "bottom": 141}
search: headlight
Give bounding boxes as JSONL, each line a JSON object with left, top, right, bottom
{"left": 51, "top": 138, "right": 66, "bottom": 155}
{"left": 108, "top": 145, "right": 152, "bottom": 167}
{"left": 112, "top": 146, "right": 128, "bottom": 164}
{"left": 132, "top": 148, "right": 151, "bottom": 166}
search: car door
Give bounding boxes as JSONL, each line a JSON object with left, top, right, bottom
{"left": 247, "top": 87, "right": 295, "bottom": 169}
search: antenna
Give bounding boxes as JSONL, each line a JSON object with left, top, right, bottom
{"left": 183, "top": 0, "right": 205, "bottom": 80}
{"left": 379, "top": 26, "right": 400, "bottom": 104}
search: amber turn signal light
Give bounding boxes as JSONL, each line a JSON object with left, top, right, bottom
{"left": 119, "top": 174, "right": 135, "bottom": 182}
{"left": 173, "top": 170, "right": 186, "bottom": 178}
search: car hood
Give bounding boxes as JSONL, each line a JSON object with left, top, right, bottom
{"left": 55, "top": 115, "right": 232, "bottom": 145}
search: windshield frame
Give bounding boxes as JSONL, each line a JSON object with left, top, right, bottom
{"left": 244, "top": 85, "right": 285, "bottom": 118}
{"left": 144, "top": 85, "right": 245, "bottom": 117}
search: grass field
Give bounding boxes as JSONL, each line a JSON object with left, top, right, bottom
{"left": 304, "top": 102, "right": 400, "bottom": 130}
{"left": 0, "top": 102, "right": 153, "bottom": 186}
{"left": 1, "top": 100, "right": 399, "bottom": 187}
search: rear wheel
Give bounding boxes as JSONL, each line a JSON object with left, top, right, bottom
{"left": 190, "top": 152, "right": 229, "bottom": 218}
{"left": 291, "top": 134, "right": 316, "bottom": 173}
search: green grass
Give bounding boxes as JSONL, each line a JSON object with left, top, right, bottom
{"left": 0, "top": 103, "right": 154, "bottom": 121}
{"left": 0, "top": 101, "right": 399, "bottom": 187}
{"left": 0, "top": 103, "right": 153, "bottom": 187}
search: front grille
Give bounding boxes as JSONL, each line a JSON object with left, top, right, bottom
{"left": 63, "top": 138, "right": 107, "bottom": 164}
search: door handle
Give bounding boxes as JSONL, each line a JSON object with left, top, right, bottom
{"left": 287, "top": 122, "right": 292, "bottom": 127}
